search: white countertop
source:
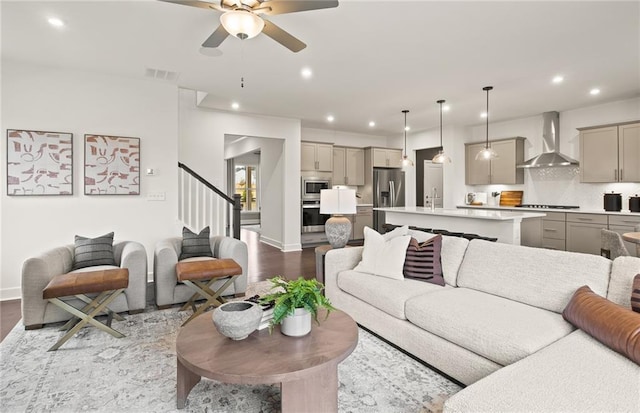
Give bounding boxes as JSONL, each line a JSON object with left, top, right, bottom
{"left": 457, "top": 204, "right": 640, "bottom": 216}
{"left": 375, "top": 206, "right": 546, "bottom": 221}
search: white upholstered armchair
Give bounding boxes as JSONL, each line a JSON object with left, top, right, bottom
{"left": 153, "top": 236, "right": 248, "bottom": 309}
{"left": 21, "top": 241, "right": 148, "bottom": 329}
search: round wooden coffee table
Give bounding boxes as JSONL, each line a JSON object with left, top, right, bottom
{"left": 175, "top": 309, "right": 358, "bottom": 412}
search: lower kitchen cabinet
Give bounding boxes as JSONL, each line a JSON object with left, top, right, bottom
{"left": 541, "top": 212, "right": 567, "bottom": 251}
{"left": 608, "top": 215, "right": 640, "bottom": 257}
{"left": 566, "top": 214, "right": 607, "bottom": 255}
{"left": 354, "top": 206, "right": 373, "bottom": 240}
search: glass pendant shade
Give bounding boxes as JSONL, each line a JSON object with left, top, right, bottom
{"left": 220, "top": 10, "right": 265, "bottom": 40}
{"left": 401, "top": 110, "right": 413, "bottom": 167}
{"left": 476, "top": 86, "right": 498, "bottom": 161}
{"left": 432, "top": 99, "right": 451, "bottom": 163}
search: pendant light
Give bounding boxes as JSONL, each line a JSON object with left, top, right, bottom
{"left": 475, "top": 86, "right": 499, "bottom": 161}
{"left": 432, "top": 99, "right": 451, "bottom": 163}
{"left": 401, "top": 109, "right": 414, "bottom": 167}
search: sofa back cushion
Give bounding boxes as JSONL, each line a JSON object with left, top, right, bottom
{"left": 407, "top": 229, "right": 469, "bottom": 286}
{"left": 457, "top": 240, "right": 611, "bottom": 313}
{"left": 606, "top": 256, "right": 640, "bottom": 308}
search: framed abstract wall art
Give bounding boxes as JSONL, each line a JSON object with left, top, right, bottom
{"left": 6, "top": 129, "right": 73, "bottom": 196}
{"left": 84, "top": 134, "right": 140, "bottom": 195}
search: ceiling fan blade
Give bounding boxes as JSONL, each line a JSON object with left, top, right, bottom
{"left": 202, "top": 25, "right": 230, "bottom": 48}
{"left": 262, "top": 20, "right": 306, "bottom": 52}
{"left": 158, "top": 0, "right": 226, "bottom": 12}
{"left": 259, "top": 0, "right": 338, "bottom": 16}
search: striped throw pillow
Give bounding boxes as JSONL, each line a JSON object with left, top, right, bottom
{"left": 632, "top": 274, "right": 640, "bottom": 313}
{"left": 403, "top": 235, "right": 445, "bottom": 286}
{"left": 72, "top": 232, "right": 117, "bottom": 270}
{"left": 179, "top": 226, "right": 213, "bottom": 260}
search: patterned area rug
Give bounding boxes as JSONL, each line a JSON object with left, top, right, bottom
{"left": 0, "top": 282, "right": 461, "bottom": 412}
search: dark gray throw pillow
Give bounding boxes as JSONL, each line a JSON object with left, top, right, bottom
{"left": 72, "top": 232, "right": 117, "bottom": 270}
{"left": 180, "top": 226, "right": 213, "bottom": 260}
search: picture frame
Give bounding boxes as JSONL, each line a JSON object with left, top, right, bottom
{"left": 84, "top": 134, "right": 140, "bottom": 195}
{"left": 6, "top": 129, "right": 73, "bottom": 196}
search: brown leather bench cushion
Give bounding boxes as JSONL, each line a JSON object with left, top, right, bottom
{"left": 176, "top": 258, "right": 242, "bottom": 282}
{"left": 563, "top": 285, "right": 640, "bottom": 365}
{"left": 43, "top": 268, "right": 129, "bottom": 299}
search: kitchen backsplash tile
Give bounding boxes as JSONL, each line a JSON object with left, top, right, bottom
{"left": 471, "top": 167, "right": 640, "bottom": 210}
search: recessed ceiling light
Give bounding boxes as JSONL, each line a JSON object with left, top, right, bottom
{"left": 442, "top": 105, "right": 451, "bottom": 112}
{"left": 368, "top": 121, "right": 376, "bottom": 127}
{"left": 480, "top": 112, "right": 488, "bottom": 118}
{"left": 590, "top": 88, "right": 601, "bottom": 95}
{"left": 327, "top": 115, "right": 334, "bottom": 122}
{"left": 48, "top": 17, "right": 65, "bottom": 28}
{"left": 301, "top": 67, "right": 313, "bottom": 79}
{"left": 552, "top": 75, "right": 564, "bottom": 84}
{"left": 404, "top": 126, "right": 411, "bottom": 131}
{"left": 231, "top": 102, "right": 240, "bottom": 110}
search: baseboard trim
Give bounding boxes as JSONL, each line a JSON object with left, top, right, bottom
{"left": 282, "top": 243, "right": 302, "bottom": 252}
{"left": 1, "top": 287, "right": 21, "bottom": 301}
{"left": 259, "top": 235, "right": 282, "bottom": 250}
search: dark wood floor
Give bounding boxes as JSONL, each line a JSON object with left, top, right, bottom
{"left": 0, "top": 228, "right": 317, "bottom": 343}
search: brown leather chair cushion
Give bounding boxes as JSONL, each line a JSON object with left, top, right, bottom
{"left": 43, "top": 268, "right": 129, "bottom": 299}
{"left": 176, "top": 258, "right": 242, "bottom": 282}
{"left": 563, "top": 285, "right": 640, "bottom": 365}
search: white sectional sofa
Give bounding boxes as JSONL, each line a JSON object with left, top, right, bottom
{"left": 325, "top": 232, "right": 640, "bottom": 412}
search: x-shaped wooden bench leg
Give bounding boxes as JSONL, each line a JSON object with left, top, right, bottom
{"left": 47, "top": 288, "right": 126, "bottom": 351}
{"left": 180, "top": 275, "right": 239, "bottom": 326}
{"left": 60, "top": 293, "right": 125, "bottom": 331}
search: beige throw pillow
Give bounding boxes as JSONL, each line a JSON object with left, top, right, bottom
{"left": 354, "top": 226, "right": 411, "bottom": 280}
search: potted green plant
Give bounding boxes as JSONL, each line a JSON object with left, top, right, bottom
{"left": 260, "top": 276, "right": 335, "bottom": 337}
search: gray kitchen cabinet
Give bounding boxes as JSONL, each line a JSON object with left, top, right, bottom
{"left": 566, "top": 213, "right": 607, "bottom": 255}
{"left": 353, "top": 205, "right": 373, "bottom": 240}
{"left": 541, "top": 212, "right": 567, "bottom": 251}
{"left": 520, "top": 218, "right": 542, "bottom": 248}
{"left": 465, "top": 137, "right": 525, "bottom": 185}
{"left": 333, "top": 147, "right": 364, "bottom": 186}
{"left": 579, "top": 121, "right": 640, "bottom": 183}
{"left": 301, "top": 141, "right": 333, "bottom": 172}
{"left": 372, "top": 148, "right": 402, "bottom": 168}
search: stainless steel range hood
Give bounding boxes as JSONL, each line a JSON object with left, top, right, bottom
{"left": 517, "top": 111, "right": 579, "bottom": 168}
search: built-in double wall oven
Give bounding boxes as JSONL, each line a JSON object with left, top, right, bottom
{"left": 301, "top": 177, "right": 331, "bottom": 233}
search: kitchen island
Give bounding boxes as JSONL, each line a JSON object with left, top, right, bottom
{"left": 376, "top": 206, "right": 545, "bottom": 245}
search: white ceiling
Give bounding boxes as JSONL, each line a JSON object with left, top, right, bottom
{"left": 2, "top": 0, "right": 639, "bottom": 136}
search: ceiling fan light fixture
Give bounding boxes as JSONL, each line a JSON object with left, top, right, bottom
{"left": 432, "top": 99, "right": 451, "bottom": 164}
{"left": 220, "top": 9, "right": 264, "bottom": 40}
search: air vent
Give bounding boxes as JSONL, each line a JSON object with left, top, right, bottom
{"left": 145, "top": 67, "right": 179, "bottom": 82}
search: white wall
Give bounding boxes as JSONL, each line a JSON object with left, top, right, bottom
{"left": 302, "top": 127, "right": 388, "bottom": 148}
{"left": 463, "top": 97, "right": 640, "bottom": 209}
{"left": 225, "top": 136, "right": 285, "bottom": 247}
{"left": 181, "top": 89, "right": 302, "bottom": 251}
{"left": 1, "top": 60, "right": 179, "bottom": 300}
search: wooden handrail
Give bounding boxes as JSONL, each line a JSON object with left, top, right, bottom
{"left": 178, "top": 162, "right": 241, "bottom": 239}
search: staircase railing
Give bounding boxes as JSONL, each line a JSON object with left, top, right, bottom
{"left": 178, "top": 162, "right": 241, "bottom": 239}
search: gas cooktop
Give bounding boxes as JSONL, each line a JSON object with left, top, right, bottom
{"left": 515, "top": 204, "right": 580, "bottom": 210}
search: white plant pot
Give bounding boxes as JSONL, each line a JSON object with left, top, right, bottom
{"left": 280, "top": 308, "right": 312, "bottom": 337}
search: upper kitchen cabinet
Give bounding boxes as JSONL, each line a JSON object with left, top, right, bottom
{"left": 301, "top": 141, "right": 333, "bottom": 172}
{"left": 372, "top": 148, "right": 402, "bottom": 168}
{"left": 465, "top": 137, "right": 525, "bottom": 185}
{"left": 333, "top": 147, "right": 364, "bottom": 186}
{"left": 579, "top": 121, "right": 640, "bottom": 183}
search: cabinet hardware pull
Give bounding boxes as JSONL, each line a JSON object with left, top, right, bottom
{"left": 345, "top": 176, "right": 348, "bottom": 184}
{"left": 543, "top": 229, "right": 558, "bottom": 232}
{"left": 622, "top": 220, "right": 639, "bottom": 224}
{"left": 614, "top": 169, "right": 618, "bottom": 181}
{"left": 620, "top": 169, "right": 623, "bottom": 181}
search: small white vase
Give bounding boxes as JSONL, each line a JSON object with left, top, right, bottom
{"left": 280, "top": 308, "right": 312, "bottom": 337}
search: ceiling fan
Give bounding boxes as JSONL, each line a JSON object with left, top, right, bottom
{"left": 160, "top": 0, "right": 339, "bottom": 53}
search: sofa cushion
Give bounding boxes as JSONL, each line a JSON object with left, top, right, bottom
{"left": 407, "top": 230, "right": 469, "bottom": 286}
{"left": 72, "top": 232, "right": 117, "bottom": 271}
{"left": 353, "top": 227, "right": 411, "bottom": 280}
{"left": 405, "top": 287, "right": 574, "bottom": 366}
{"left": 336, "top": 269, "right": 447, "bottom": 320}
{"left": 457, "top": 239, "right": 611, "bottom": 313}
{"left": 403, "top": 235, "right": 444, "bottom": 286}
{"left": 563, "top": 285, "right": 640, "bottom": 365}
{"left": 442, "top": 330, "right": 640, "bottom": 413}
{"left": 607, "top": 256, "right": 640, "bottom": 308}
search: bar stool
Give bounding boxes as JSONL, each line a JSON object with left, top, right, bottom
{"left": 42, "top": 268, "right": 129, "bottom": 351}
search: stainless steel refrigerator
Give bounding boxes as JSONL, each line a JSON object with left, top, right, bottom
{"left": 373, "top": 168, "right": 405, "bottom": 232}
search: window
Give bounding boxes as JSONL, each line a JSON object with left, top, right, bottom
{"left": 235, "top": 165, "right": 259, "bottom": 212}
